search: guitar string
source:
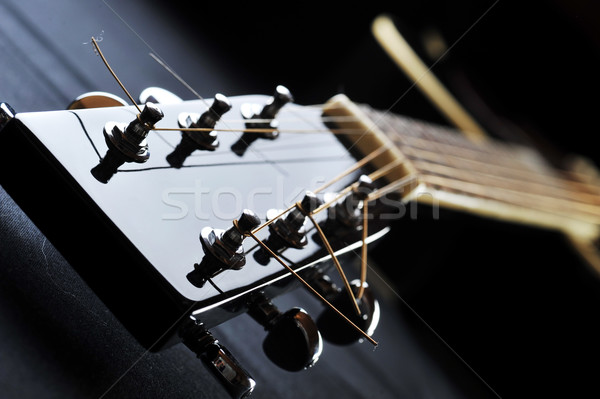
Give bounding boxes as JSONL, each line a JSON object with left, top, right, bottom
{"left": 147, "top": 51, "right": 290, "bottom": 177}
{"left": 304, "top": 210, "right": 362, "bottom": 315}
{"left": 87, "top": 18, "right": 600, "bottom": 365}
{"left": 90, "top": 37, "right": 142, "bottom": 114}
{"left": 241, "top": 223, "right": 378, "bottom": 347}
{"left": 357, "top": 201, "right": 369, "bottom": 300}
{"left": 374, "top": 111, "right": 600, "bottom": 209}
{"left": 144, "top": 39, "right": 405, "bottom": 326}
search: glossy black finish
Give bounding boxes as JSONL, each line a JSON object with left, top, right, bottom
{"left": 0, "top": 96, "right": 386, "bottom": 348}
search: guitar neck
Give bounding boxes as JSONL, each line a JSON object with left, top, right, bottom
{"left": 324, "top": 95, "right": 600, "bottom": 241}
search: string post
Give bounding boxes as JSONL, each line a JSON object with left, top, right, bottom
{"left": 167, "top": 94, "right": 232, "bottom": 168}
{"left": 231, "top": 85, "right": 293, "bottom": 156}
{"left": 326, "top": 175, "right": 375, "bottom": 230}
{"left": 187, "top": 210, "right": 260, "bottom": 288}
{"left": 253, "top": 192, "right": 322, "bottom": 265}
{"left": 91, "top": 102, "right": 164, "bottom": 183}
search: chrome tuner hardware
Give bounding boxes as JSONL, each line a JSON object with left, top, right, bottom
{"left": 90, "top": 102, "right": 164, "bottom": 183}
{"left": 0, "top": 103, "right": 16, "bottom": 131}
{"left": 187, "top": 210, "right": 261, "bottom": 288}
{"left": 313, "top": 274, "right": 380, "bottom": 345}
{"left": 231, "top": 85, "right": 293, "bottom": 157}
{"left": 180, "top": 317, "right": 256, "bottom": 399}
{"left": 166, "top": 94, "right": 232, "bottom": 168}
{"left": 253, "top": 192, "right": 322, "bottom": 265}
{"left": 317, "top": 175, "right": 376, "bottom": 239}
{"left": 248, "top": 294, "right": 322, "bottom": 372}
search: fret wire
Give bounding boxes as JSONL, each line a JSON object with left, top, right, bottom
{"left": 393, "top": 129, "right": 538, "bottom": 173}
{"left": 421, "top": 174, "right": 600, "bottom": 222}
{"left": 411, "top": 158, "right": 600, "bottom": 207}
{"left": 401, "top": 145, "right": 600, "bottom": 199}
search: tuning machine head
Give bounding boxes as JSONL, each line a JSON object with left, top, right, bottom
{"left": 248, "top": 295, "right": 322, "bottom": 372}
{"left": 91, "top": 102, "right": 164, "bottom": 183}
{"left": 254, "top": 192, "right": 322, "bottom": 265}
{"left": 231, "top": 85, "right": 293, "bottom": 157}
{"left": 187, "top": 210, "right": 261, "bottom": 288}
{"left": 167, "top": 94, "right": 232, "bottom": 168}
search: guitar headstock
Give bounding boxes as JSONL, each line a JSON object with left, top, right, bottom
{"left": 0, "top": 87, "right": 400, "bottom": 398}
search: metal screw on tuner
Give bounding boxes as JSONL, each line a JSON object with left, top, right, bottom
{"left": 311, "top": 273, "right": 380, "bottom": 345}
{"left": 248, "top": 294, "right": 322, "bottom": 372}
{"left": 166, "top": 94, "right": 232, "bottom": 168}
{"left": 180, "top": 317, "right": 256, "bottom": 399}
{"left": 319, "top": 175, "right": 376, "bottom": 236}
{"left": 254, "top": 192, "right": 322, "bottom": 265}
{"left": 187, "top": 210, "right": 261, "bottom": 288}
{"left": 230, "top": 85, "right": 293, "bottom": 157}
{"left": 90, "top": 102, "right": 164, "bottom": 183}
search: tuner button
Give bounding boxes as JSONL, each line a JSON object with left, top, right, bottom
{"left": 167, "top": 94, "right": 232, "bottom": 168}
{"left": 139, "top": 87, "right": 183, "bottom": 104}
{"left": 231, "top": 85, "right": 293, "bottom": 157}
{"left": 91, "top": 102, "right": 164, "bottom": 183}
{"left": 317, "top": 280, "right": 380, "bottom": 345}
{"left": 254, "top": 192, "right": 322, "bottom": 265}
{"left": 248, "top": 296, "right": 322, "bottom": 372}
{"left": 187, "top": 210, "right": 260, "bottom": 288}
{"left": 260, "top": 85, "right": 294, "bottom": 119}
{"left": 180, "top": 318, "right": 256, "bottom": 399}
{"left": 263, "top": 308, "right": 322, "bottom": 372}
{"left": 236, "top": 209, "right": 261, "bottom": 234}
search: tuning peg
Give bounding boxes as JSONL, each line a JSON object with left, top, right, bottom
{"left": 180, "top": 317, "right": 256, "bottom": 399}
{"left": 231, "top": 85, "right": 293, "bottom": 157}
{"left": 248, "top": 294, "right": 322, "bottom": 372}
{"left": 321, "top": 174, "right": 375, "bottom": 233}
{"left": 314, "top": 275, "right": 380, "bottom": 345}
{"left": 91, "top": 102, "right": 164, "bottom": 183}
{"left": 138, "top": 87, "right": 184, "bottom": 104}
{"left": 187, "top": 210, "right": 261, "bottom": 288}
{"left": 167, "top": 94, "right": 232, "bottom": 168}
{"left": 253, "top": 192, "right": 322, "bottom": 265}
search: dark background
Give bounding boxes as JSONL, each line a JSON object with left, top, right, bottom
{"left": 2, "top": 0, "right": 600, "bottom": 398}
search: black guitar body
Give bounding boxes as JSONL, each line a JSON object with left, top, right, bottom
{"left": 1, "top": 1, "right": 599, "bottom": 398}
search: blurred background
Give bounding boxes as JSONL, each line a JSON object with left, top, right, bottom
{"left": 2, "top": 0, "right": 600, "bottom": 397}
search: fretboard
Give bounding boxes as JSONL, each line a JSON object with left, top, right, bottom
{"left": 323, "top": 94, "right": 600, "bottom": 240}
